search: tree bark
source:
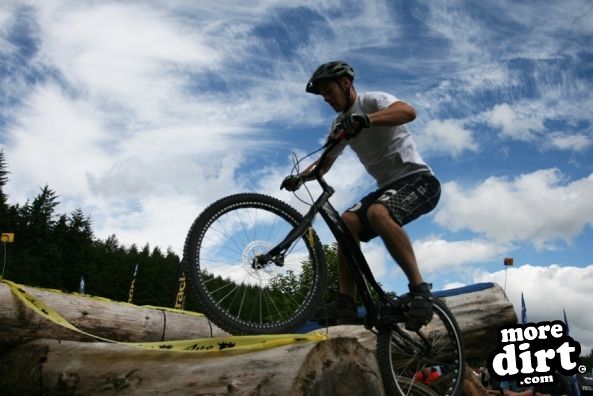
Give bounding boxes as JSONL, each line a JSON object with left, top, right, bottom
{"left": 0, "top": 337, "right": 384, "bottom": 396}
{"left": 0, "top": 282, "right": 228, "bottom": 353}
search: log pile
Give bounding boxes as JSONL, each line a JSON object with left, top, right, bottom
{"left": 0, "top": 281, "right": 517, "bottom": 395}
{"left": 0, "top": 282, "right": 228, "bottom": 353}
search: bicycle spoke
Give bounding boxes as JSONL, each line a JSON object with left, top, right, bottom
{"left": 184, "top": 193, "right": 326, "bottom": 334}
{"left": 376, "top": 300, "right": 464, "bottom": 396}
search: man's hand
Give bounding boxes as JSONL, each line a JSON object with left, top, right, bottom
{"left": 280, "top": 175, "right": 303, "bottom": 191}
{"left": 342, "top": 113, "right": 371, "bottom": 137}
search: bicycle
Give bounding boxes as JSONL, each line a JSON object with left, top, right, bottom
{"left": 183, "top": 126, "right": 465, "bottom": 395}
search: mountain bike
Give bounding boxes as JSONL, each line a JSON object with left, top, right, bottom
{"left": 183, "top": 127, "right": 465, "bottom": 395}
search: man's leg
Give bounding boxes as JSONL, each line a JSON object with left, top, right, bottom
{"left": 366, "top": 203, "right": 423, "bottom": 285}
{"left": 366, "top": 202, "right": 433, "bottom": 330}
{"left": 337, "top": 212, "right": 362, "bottom": 300}
{"left": 311, "top": 211, "right": 362, "bottom": 321}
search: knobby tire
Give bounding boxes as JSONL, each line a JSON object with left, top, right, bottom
{"left": 376, "top": 298, "right": 465, "bottom": 396}
{"left": 183, "top": 193, "right": 326, "bottom": 335}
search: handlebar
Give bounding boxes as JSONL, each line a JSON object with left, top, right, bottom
{"left": 281, "top": 123, "right": 362, "bottom": 193}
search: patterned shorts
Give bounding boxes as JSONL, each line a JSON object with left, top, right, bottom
{"left": 346, "top": 173, "right": 441, "bottom": 242}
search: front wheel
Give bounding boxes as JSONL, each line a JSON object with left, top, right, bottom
{"left": 183, "top": 193, "right": 326, "bottom": 335}
{"left": 376, "top": 298, "right": 465, "bottom": 396}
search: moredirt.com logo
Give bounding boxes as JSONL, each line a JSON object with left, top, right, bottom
{"left": 487, "top": 321, "right": 585, "bottom": 386}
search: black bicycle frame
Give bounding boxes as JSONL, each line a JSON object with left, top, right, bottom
{"left": 264, "top": 137, "right": 392, "bottom": 328}
{"left": 316, "top": 183, "right": 390, "bottom": 325}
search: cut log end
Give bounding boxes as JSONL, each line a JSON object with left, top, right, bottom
{"left": 294, "top": 337, "right": 385, "bottom": 396}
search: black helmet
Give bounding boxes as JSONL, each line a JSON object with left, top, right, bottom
{"left": 306, "top": 61, "right": 355, "bottom": 94}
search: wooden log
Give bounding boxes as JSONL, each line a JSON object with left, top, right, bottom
{"left": 0, "top": 337, "right": 384, "bottom": 396}
{"left": 0, "top": 282, "right": 228, "bottom": 353}
{"left": 326, "top": 283, "right": 517, "bottom": 362}
{"left": 0, "top": 282, "right": 516, "bottom": 395}
{"left": 0, "top": 281, "right": 516, "bottom": 362}
{"left": 442, "top": 282, "right": 517, "bottom": 360}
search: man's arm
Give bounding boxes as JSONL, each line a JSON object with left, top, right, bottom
{"left": 368, "top": 101, "right": 416, "bottom": 127}
{"left": 301, "top": 155, "right": 338, "bottom": 180}
{"left": 281, "top": 142, "right": 340, "bottom": 191}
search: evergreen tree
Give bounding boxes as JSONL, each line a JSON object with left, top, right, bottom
{"left": 0, "top": 153, "right": 183, "bottom": 307}
{"left": 56, "top": 209, "right": 94, "bottom": 292}
{"left": 16, "top": 186, "right": 63, "bottom": 287}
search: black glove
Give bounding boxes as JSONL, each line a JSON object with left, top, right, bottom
{"left": 280, "top": 175, "right": 303, "bottom": 191}
{"left": 341, "top": 113, "right": 371, "bottom": 137}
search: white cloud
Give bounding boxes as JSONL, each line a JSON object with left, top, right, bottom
{"left": 441, "top": 281, "right": 466, "bottom": 290}
{"left": 35, "top": 3, "right": 223, "bottom": 124}
{"left": 435, "top": 170, "right": 593, "bottom": 247}
{"left": 290, "top": 1, "right": 400, "bottom": 65}
{"left": 545, "top": 132, "right": 593, "bottom": 152}
{"left": 417, "top": 119, "right": 479, "bottom": 157}
{"left": 1, "top": 1, "right": 322, "bottom": 252}
{"left": 6, "top": 84, "right": 111, "bottom": 201}
{"left": 414, "top": 237, "right": 508, "bottom": 273}
{"left": 474, "top": 264, "right": 593, "bottom": 354}
{"left": 494, "top": 0, "right": 593, "bottom": 56}
{"left": 361, "top": 241, "right": 389, "bottom": 280}
{"left": 323, "top": 150, "right": 375, "bottom": 209}
{"left": 0, "top": 6, "right": 15, "bottom": 55}
{"left": 90, "top": 193, "right": 203, "bottom": 254}
{"left": 412, "top": 1, "right": 593, "bottom": 158}
{"left": 488, "top": 103, "right": 544, "bottom": 141}
{"left": 480, "top": 91, "right": 593, "bottom": 153}
{"left": 87, "top": 157, "right": 152, "bottom": 198}
{"left": 421, "top": 2, "right": 483, "bottom": 62}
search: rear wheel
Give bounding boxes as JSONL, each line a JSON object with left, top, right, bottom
{"left": 376, "top": 298, "right": 465, "bottom": 396}
{"left": 183, "top": 193, "right": 326, "bottom": 335}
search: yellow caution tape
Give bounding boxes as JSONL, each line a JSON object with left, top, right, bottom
{"left": 1, "top": 278, "right": 327, "bottom": 353}
{"left": 9, "top": 281, "right": 205, "bottom": 318}
{"left": 4, "top": 279, "right": 120, "bottom": 343}
{"left": 131, "top": 332, "right": 328, "bottom": 353}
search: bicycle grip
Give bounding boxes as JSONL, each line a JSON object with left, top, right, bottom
{"left": 329, "top": 123, "right": 347, "bottom": 142}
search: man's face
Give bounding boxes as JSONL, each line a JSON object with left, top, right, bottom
{"left": 317, "top": 79, "right": 348, "bottom": 112}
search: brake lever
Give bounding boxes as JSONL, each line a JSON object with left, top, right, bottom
{"left": 334, "top": 120, "right": 366, "bottom": 140}
{"left": 323, "top": 123, "right": 347, "bottom": 148}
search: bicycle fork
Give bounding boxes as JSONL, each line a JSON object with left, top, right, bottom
{"left": 251, "top": 194, "right": 327, "bottom": 270}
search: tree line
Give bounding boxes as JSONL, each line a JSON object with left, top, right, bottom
{"left": 0, "top": 149, "right": 182, "bottom": 307}
{"left": 0, "top": 149, "right": 341, "bottom": 311}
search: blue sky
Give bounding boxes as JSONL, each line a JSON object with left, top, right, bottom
{"left": 1, "top": 1, "right": 592, "bottom": 353}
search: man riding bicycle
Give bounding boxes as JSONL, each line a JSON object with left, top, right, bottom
{"left": 281, "top": 61, "right": 440, "bottom": 331}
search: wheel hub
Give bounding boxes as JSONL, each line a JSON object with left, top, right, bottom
{"left": 242, "top": 240, "right": 275, "bottom": 276}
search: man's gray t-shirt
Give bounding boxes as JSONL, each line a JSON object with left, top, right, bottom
{"left": 327, "top": 91, "right": 432, "bottom": 188}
